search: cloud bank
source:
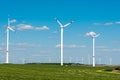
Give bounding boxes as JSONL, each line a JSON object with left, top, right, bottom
{"left": 55, "top": 44, "right": 86, "bottom": 48}
{"left": 17, "top": 24, "right": 33, "bottom": 30}
{"left": 17, "top": 24, "right": 49, "bottom": 31}
{"left": 93, "top": 21, "right": 120, "bottom": 26}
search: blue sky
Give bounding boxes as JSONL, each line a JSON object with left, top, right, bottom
{"left": 0, "top": 0, "right": 120, "bottom": 65}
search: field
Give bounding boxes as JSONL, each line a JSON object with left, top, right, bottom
{"left": 0, "top": 64, "right": 120, "bottom": 80}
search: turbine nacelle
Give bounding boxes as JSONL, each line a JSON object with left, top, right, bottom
{"left": 55, "top": 18, "right": 74, "bottom": 28}
{"left": 7, "top": 26, "right": 15, "bottom": 32}
{"left": 86, "top": 31, "right": 100, "bottom": 38}
{"left": 7, "top": 16, "right": 16, "bottom": 32}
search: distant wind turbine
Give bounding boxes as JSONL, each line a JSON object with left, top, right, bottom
{"left": 86, "top": 31, "right": 100, "bottom": 67}
{"left": 87, "top": 54, "right": 90, "bottom": 65}
{"left": 55, "top": 18, "right": 74, "bottom": 66}
{"left": 69, "top": 56, "right": 73, "bottom": 63}
{"left": 81, "top": 56, "right": 84, "bottom": 64}
{"left": 109, "top": 58, "right": 112, "bottom": 65}
{"left": 6, "top": 16, "right": 15, "bottom": 64}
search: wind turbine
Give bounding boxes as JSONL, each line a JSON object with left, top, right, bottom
{"left": 6, "top": 16, "right": 15, "bottom": 64}
{"left": 81, "top": 56, "right": 84, "bottom": 64}
{"left": 55, "top": 18, "right": 74, "bottom": 66}
{"left": 69, "top": 56, "right": 73, "bottom": 63}
{"left": 109, "top": 57, "right": 112, "bottom": 65}
{"left": 86, "top": 31, "right": 100, "bottom": 67}
{"left": 87, "top": 54, "right": 90, "bottom": 65}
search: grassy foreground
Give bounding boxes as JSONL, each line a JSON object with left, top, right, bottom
{"left": 0, "top": 64, "right": 120, "bottom": 80}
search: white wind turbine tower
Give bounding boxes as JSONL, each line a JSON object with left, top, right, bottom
{"left": 6, "top": 16, "right": 15, "bottom": 64}
{"left": 86, "top": 31, "right": 100, "bottom": 67}
{"left": 87, "top": 54, "right": 90, "bottom": 65}
{"left": 81, "top": 56, "right": 84, "bottom": 64}
{"left": 109, "top": 57, "right": 112, "bottom": 65}
{"left": 55, "top": 18, "right": 74, "bottom": 66}
{"left": 69, "top": 56, "right": 73, "bottom": 63}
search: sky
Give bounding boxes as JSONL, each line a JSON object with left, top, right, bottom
{"left": 0, "top": 0, "right": 120, "bottom": 65}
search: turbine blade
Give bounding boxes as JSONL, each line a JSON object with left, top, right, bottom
{"left": 55, "top": 18, "right": 63, "bottom": 27}
{"left": 95, "top": 34, "right": 100, "bottom": 37}
{"left": 8, "top": 27, "right": 15, "bottom": 32}
{"left": 63, "top": 21, "right": 74, "bottom": 27}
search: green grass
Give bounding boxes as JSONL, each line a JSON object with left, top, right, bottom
{"left": 0, "top": 64, "right": 120, "bottom": 80}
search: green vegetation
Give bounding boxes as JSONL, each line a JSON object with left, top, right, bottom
{"left": 114, "top": 67, "right": 120, "bottom": 70}
{"left": 0, "top": 64, "right": 120, "bottom": 80}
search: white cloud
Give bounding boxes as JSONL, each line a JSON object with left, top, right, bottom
{"left": 98, "top": 48, "right": 120, "bottom": 52}
{"left": 11, "top": 43, "right": 29, "bottom": 46}
{"left": 104, "top": 22, "right": 113, "bottom": 26}
{"left": 55, "top": 44, "right": 86, "bottom": 48}
{"left": 96, "top": 45, "right": 119, "bottom": 52}
{"left": 0, "top": 43, "right": 29, "bottom": 47}
{"left": 0, "top": 47, "right": 4, "bottom": 51}
{"left": 66, "top": 45, "right": 86, "bottom": 48}
{"left": 35, "top": 26, "right": 49, "bottom": 30}
{"left": 12, "top": 43, "right": 41, "bottom": 47}
{"left": 32, "top": 54, "right": 49, "bottom": 57}
{"left": 55, "top": 44, "right": 61, "bottom": 48}
{"left": 96, "top": 46, "right": 107, "bottom": 49}
{"left": 10, "top": 19, "right": 17, "bottom": 23}
{"left": 112, "top": 49, "right": 120, "bottom": 52}
{"left": 112, "top": 40, "right": 120, "bottom": 43}
{"left": 17, "top": 24, "right": 49, "bottom": 31}
{"left": 93, "top": 23, "right": 101, "bottom": 26}
{"left": 93, "top": 22, "right": 113, "bottom": 26}
{"left": 52, "top": 31, "right": 58, "bottom": 34}
{"left": 94, "top": 21, "right": 120, "bottom": 26}
{"left": 115, "top": 21, "right": 120, "bottom": 24}
{"left": 17, "top": 24, "right": 34, "bottom": 30}
{"left": 100, "top": 49, "right": 110, "bottom": 52}
{"left": 13, "top": 48, "right": 26, "bottom": 51}
{"left": 0, "top": 43, "right": 6, "bottom": 46}
{"left": 67, "top": 44, "right": 77, "bottom": 48}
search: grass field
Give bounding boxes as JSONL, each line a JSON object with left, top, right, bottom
{"left": 0, "top": 64, "right": 120, "bottom": 80}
